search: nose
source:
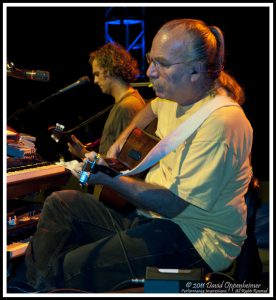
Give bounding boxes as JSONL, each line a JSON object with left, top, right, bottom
{"left": 146, "top": 63, "right": 158, "bottom": 79}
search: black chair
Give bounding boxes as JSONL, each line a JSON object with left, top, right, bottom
{"left": 233, "top": 177, "right": 263, "bottom": 282}
{"left": 206, "top": 177, "right": 264, "bottom": 286}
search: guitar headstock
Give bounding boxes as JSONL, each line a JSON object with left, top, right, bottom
{"left": 49, "top": 123, "right": 65, "bottom": 143}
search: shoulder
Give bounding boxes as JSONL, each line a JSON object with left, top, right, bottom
{"left": 150, "top": 97, "right": 177, "bottom": 110}
{"left": 201, "top": 105, "right": 253, "bottom": 146}
{"left": 119, "top": 91, "right": 145, "bottom": 109}
{"left": 211, "top": 104, "right": 251, "bottom": 129}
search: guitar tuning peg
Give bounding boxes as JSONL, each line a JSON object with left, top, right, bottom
{"left": 49, "top": 122, "right": 66, "bottom": 143}
{"left": 56, "top": 123, "right": 65, "bottom": 131}
{"left": 51, "top": 133, "right": 60, "bottom": 143}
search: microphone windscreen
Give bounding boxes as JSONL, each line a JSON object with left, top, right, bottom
{"left": 34, "top": 70, "right": 50, "bottom": 82}
{"left": 79, "top": 76, "right": 90, "bottom": 84}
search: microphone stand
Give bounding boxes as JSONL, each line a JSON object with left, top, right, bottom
{"left": 61, "top": 88, "right": 134, "bottom": 134}
{"left": 62, "top": 82, "right": 152, "bottom": 133}
{"left": 63, "top": 103, "right": 114, "bottom": 134}
{"left": 7, "top": 75, "right": 90, "bottom": 121}
{"left": 7, "top": 90, "right": 62, "bottom": 121}
{"left": 8, "top": 80, "right": 149, "bottom": 132}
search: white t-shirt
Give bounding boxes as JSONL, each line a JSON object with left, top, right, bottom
{"left": 143, "top": 95, "right": 253, "bottom": 271}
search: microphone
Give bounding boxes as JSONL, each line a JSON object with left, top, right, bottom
{"left": 56, "top": 76, "right": 90, "bottom": 94}
{"left": 7, "top": 68, "right": 50, "bottom": 82}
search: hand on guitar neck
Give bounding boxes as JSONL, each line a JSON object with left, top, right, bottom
{"left": 68, "top": 135, "right": 91, "bottom": 160}
{"left": 49, "top": 123, "right": 100, "bottom": 160}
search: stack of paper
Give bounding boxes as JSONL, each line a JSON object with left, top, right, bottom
{"left": 18, "top": 134, "right": 36, "bottom": 149}
{"left": 7, "top": 129, "right": 37, "bottom": 158}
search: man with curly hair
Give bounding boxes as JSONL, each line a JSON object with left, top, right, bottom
{"left": 68, "top": 42, "right": 145, "bottom": 157}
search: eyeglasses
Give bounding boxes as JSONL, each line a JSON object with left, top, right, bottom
{"left": 146, "top": 52, "right": 188, "bottom": 71}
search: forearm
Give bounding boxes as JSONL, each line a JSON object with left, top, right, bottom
{"left": 73, "top": 151, "right": 189, "bottom": 217}
{"left": 116, "top": 103, "right": 156, "bottom": 145}
{"left": 107, "top": 102, "right": 156, "bottom": 158}
{"left": 101, "top": 174, "right": 189, "bottom": 218}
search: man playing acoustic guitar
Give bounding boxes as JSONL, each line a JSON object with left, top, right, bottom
{"left": 25, "top": 19, "right": 253, "bottom": 293}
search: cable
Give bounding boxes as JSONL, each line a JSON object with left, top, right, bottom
{"left": 104, "top": 206, "right": 136, "bottom": 280}
{"left": 65, "top": 104, "right": 114, "bottom": 133}
{"left": 64, "top": 96, "right": 127, "bottom": 134}
{"left": 109, "top": 278, "right": 145, "bottom": 292}
{"left": 205, "top": 271, "right": 235, "bottom": 282}
{"left": 7, "top": 92, "right": 60, "bottom": 121}
{"left": 7, "top": 284, "right": 41, "bottom": 293}
{"left": 46, "top": 288, "right": 89, "bottom": 293}
{"left": 7, "top": 285, "right": 32, "bottom": 293}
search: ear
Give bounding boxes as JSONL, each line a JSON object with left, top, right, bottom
{"left": 191, "top": 71, "right": 200, "bottom": 82}
{"left": 190, "top": 62, "right": 205, "bottom": 82}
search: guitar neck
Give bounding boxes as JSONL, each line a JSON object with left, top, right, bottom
{"left": 51, "top": 128, "right": 89, "bottom": 159}
{"left": 51, "top": 129, "right": 71, "bottom": 144}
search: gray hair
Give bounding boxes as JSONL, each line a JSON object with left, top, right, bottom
{"left": 159, "top": 19, "right": 245, "bottom": 104}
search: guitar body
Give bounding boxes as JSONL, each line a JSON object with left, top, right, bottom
{"left": 118, "top": 128, "right": 159, "bottom": 170}
{"left": 96, "top": 128, "right": 159, "bottom": 212}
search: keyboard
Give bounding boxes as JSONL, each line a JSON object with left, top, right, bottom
{"left": 7, "top": 159, "right": 71, "bottom": 199}
{"left": 7, "top": 163, "right": 67, "bottom": 184}
{"left": 7, "top": 240, "right": 29, "bottom": 259}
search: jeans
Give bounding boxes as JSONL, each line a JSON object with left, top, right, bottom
{"left": 25, "top": 190, "right": 212, "bottom": 292}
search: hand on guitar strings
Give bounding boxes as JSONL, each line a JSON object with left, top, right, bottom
{"left": 84, "top": 151, "right": 109, "bottom": 168}
{"left": 106, "top": 139, "right": 124, "bottom": 159}
{"left": 71, "top": 151, "right": 111, "bottom": 186}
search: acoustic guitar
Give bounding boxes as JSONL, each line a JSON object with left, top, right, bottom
{"left": 49, "top": 123, "right": 159, "bottom": 212}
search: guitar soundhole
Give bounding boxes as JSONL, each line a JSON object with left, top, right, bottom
{"left": 128, "top": 149, "right": 141, "bottom": 161}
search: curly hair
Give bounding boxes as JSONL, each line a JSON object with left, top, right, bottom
{"left": 89, "top": 42, "right": 140, "bottom": 82}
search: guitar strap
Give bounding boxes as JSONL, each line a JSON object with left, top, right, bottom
{"left": 119, "top": 95, "right": 240, "bottom": 177}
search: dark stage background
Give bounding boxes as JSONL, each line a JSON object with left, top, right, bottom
{"left": 6, "top": 6, "right": 269, "bottom": 181}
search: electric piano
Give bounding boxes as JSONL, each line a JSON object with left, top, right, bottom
{"left": 7, "top": 240, "right": 29, "bottom": 259}
{"left": 7, "top": 156, "right": 71, "bottom": 199}
{"left": 6, "top": 156, "right": 71, "bottom": 260}
{"left": 7, "top": 202, "right": 42, "bottom": 259}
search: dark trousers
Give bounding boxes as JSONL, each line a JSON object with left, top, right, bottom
{"left": 25, "top": 190, "right": 211, "bottom": 292}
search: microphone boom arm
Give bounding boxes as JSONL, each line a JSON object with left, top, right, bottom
{"left": 7, "top": 76, "right": 90, "bottom": 121}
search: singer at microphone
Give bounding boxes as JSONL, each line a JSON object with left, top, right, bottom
{"left": 7, "top": 67, "right": 50, "bottom": 82}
